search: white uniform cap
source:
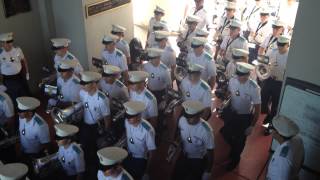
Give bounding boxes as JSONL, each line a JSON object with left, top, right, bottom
{"left": 80, "top": 71, "right": 102, "bottom": 84}
{"left": 273, "top": 20, "right": 286, "bottom": 27}
{"left": 55, "top": 124, "right": 79, "bottom": 137}
{"left": 182, "top": 100, "right": 205, "bottom": 115}
{"left": 58, "top": 60, "right": 77, "bottom": 70}
{"left": 153, "top": 21, "right": 167, "bottom": 28}
{"left": 277, "top": 35, "right": 291, "bottom": 44}
{"left": 112, "top": 24, "right": 126, "bottom": 33}
{"left": 123, "top": 100, "right": 146, "bottom": 115}
{"left": 236, "top": 62, "right": 255, "bottom": 74}
{"left": 147, "top": 48, "right": 164, "bottom": 58}
{"left": 191, "top": 37, "right": 207, "bottom": 46}
{"left": 225, "top": 1, "right": 236, "bottom": 9}
{"left": 229, "top": 19, "right": 242, "bottom": 28}
{"left": 260, "top": 7, "right": 270, "bottom": 14}
{"left": 154, "top": 31, "right": 171, "bottom": 39}
{"left": 186, "top": 15, "right": 201, "bottom": 23}
{"left": 154, "top": 6, "right": 165, "bottom": 14}
{"left": 102, "top": 34, "right": 118, "bottom": 44}
{"left": 16, "top": 97, "right": 40, "bottom": 111}
{"left": 51, "top": 38, "right": 71, "bottom": 48}
{"left": 0, "top": 32, "right": 13, "bottom": 42}
{"left": 102, "top": 65, "right": 121, "bottom": 75}
{"left": 0, "top": 163, "right": 28, "bottom": 180}
{"left": 272, "top": 115, "right": 299, "bottom": 137}
{"left": 232, "top": 48, "right": 249, "bottom": 57}
{"left": 128, "top": 71, "right": 149, "bottom": 83}
{"left": 97, "top": 147, "right": 128, "bottom": 166}
{"left": 196, "top": 29, "right": 209, "bottom": 36}
{"left": 188, "top": 63, "right": 204, "bottom": 72}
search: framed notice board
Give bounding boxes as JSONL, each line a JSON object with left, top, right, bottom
{"left": 86, "top": 0, "right": 130, "bottom": 17}
{"left": 2, "top": 0, "right": 31, "bottom": 18}
{"left": 271, "top": 77, "right": 320, "bottom": 177}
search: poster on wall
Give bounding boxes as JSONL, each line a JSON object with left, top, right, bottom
{"left": 86, "top": 0, "right": 131, "bottom": 17}
{"left": 2, "top": 0, "right": 31, "bottom": 18}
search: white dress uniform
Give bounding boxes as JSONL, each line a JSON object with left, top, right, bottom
{"left": 260, "top": 34, "right": 278, "bottom": 56}
{"left": 129, "top": 88, "right": 158, "bottom": 119}
{"left": 251, "top": 21, "right": 272, "bottom": 45}
{"left": 97, "top": 168, "right": 133, "bottom": 180}
{"left": 180, "top": 78, "right": 212, "bottom": 109}
{"left": 99, "top": 79, "right": 129, "bottom": 102}
{"left": 228, "top": 77, "right": 261, "bottom": 114}
{"left": 101, "top": 49, "right": 128, "bottom": 72}
{"left": 266, "top": 136, "right": 304, "bottom": 180}
{"left": 19, "top": 113, "right": 50, "bottom": 154}
{"left": 79, "top": 89, "right": 110, "bottom": 125}
{"left": 268, "top": 49, "right": 288, "bottom": 82}
{"left": 0, "top": 47, "right": 24, "bottom": 76}
{"left": 215, "top": 16, "right": 233, "bottom": 40}
{"left": 57, "top": 75, "right": 81, "bottom": 103}
{"left": 147, "top": 18, "right": 168, "bottom": 34}
{"left": 143, "top": 62, "right": 171, "bottom": 91}
{"left": 177, "top": 29, "right": 197, "bottom": 52}
{"left": 159, "top": 45, "right": 176, "bottom": 71}
{"left": 243, "top": 4, "right": 262, "bottom": 32}
{"left": 186, "top": 51, "right": 217, "bottom": 81}
{"left": 125, "top": 119, "right": 156, "bottom": 159}
{"left": 190, "top": 7, "right": 209, "bottom": 30}
{"left": 0, "top": 91, "right": 14, "bottom": 125}
{"left": 58, "top": 143, "right": 85, "bottom": 176}
{"left": 220, "top": 35, "right": 249, "bottom": 62}
{"left": 178, "top": 116, "right": 214, "bottom": 158}
{"left": 54, "top": 51, "right": 83, "bottom": 75}
{"left": 116, "top": 39, "right": 130, "bottom": 58}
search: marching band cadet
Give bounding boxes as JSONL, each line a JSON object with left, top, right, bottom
{"left": 225, "top": 48, "right": 249, "bottom": 79}
{"left": 242, "top": 0, "right": 263, "bottom": 38}
{"left": 101, "top": 35, "right": 129, "bottom": 83}
{"left": 180, "top": 63, "right": 212, "bottom": 120}
{"left": 0, "top": 162, "right": 29, "bottom": 180}
{"left": 172, "top": 100, "right": 214, "bottom": 180}
{"left": 99, "top": 65, "right": 129, "bottom": 104}
{"left": 261, "top": 35, "right": 290, "bottom": 128}
{"left": 143, "top": 48, "right": 172, "bottom": 103}
{"left": 177, "top": 15, "right": 201, "bottom": 53}
{"left": 97, "top": 147, "right": 133, "bottom": 180}
{"left": 277, "top": 0, "right": 299, "bottom": 35}
{"left": 146, "top": 21, "right": 168, "bottom": 49}
{"left": 122, "top": 101, "right": 156, "bottom": 180}
{"left": 219, "top": 19, "right": 248, "bottom": 66}
{"left": 78, "top": 71, "right": 111, "bottom": 176}
{"left": 220, "top": 62, "right": 261, "bottom": 171}
{"left": 55, "top": 124, "right": 85, "bottom": 180}
{"left": 51, "top": 38, "right": 83, "bottom": 76}
{"left": 189, "top": 0, "right": 210, "bottom": 30}
{"left": 258, "top": 20, "right": 285, "bottom": 56}
{"left": 147, "top": 6, "right": 166, "bottom": 40}
{"left": 248, "top": 7, "right": 272, "bottom": 63}
{"left": 186, "top": 37, "right": 216, "bottom": 89}
{"left": 0, "top": 32, "right": 30, "bottom": 104}
{"left": 154, "top": 31, "right": 176, "bottom": 79}
{"left": 128, "top": 71, "right": 158, "bottom": 128}
{"left": 111, "top": 24, "right": 131, "bottom": 65}
{"left": 266, "top": 115, "right": 304, "bottom": 180}
{"left": 195, "top": 28, "right": 214, "bottom": 56}
{"left": 16, "top": 96, "right": 51, "bottom": 178}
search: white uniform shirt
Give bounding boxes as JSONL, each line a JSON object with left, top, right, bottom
{"left": 159, "top": 45, "right": 176, "bottom": 70}
{"left": 191, "top": 7, "right": 209, "bottom": 30}
{"left": 178, "top": 117, "right": 214, "bottom": 158}
{"left": 0, "top": 47, "right": 24, "bottom": 75}
{"left": 54, "top": 51, "right": 83, "bottom": 75}
{"left": 129, "top": 88, "right": 158, "bottom": 119}
{"left": 251, "top": 21, "right": 272, "bottom": 45}
{"left": 260, "top": 34, "right": 278, "bottom": 56}
{"left": 148, "top": 18, "right": 169, "bottom": 34}
{"left": 243, "top": 5, "right": 262, "bottom": 32}
{"left": 177, "top": 28, "right": 197, "bottom": 52}
{"left": 99, "top": 79, "right": 129, "bottom": 102}
{"left": 186, "top": 51, "right": 217, "bottom": 81}
{"left": 228, "top": 77, "right": 261, "bottom": 114}
{"left": 97, "top": 168, "right": 133, "bottom": 180}
{"left": 19, "top": 114, "right": 50, "bottom": 154}
{"left": 220, "top": 35, "right": 248, "bottom": 62}
{"left": 101, "top": 49, "right": 128, "bottom": 72}
{"left": 57, "top": 75, "right": 81, "bottom": 103}
{"left": 0, "top": 91, "right": 14, "bottom": 125}
{"left": 269, "top": 49, "right": 288, "bottom": 81}
{"left": 180, "top": 78, "right": 212, "bottom": 108}
{"left": 215, "top": 16, "right": 233, "bottom": 40}
{"left": 143, "top": 62, "right": 171, "bottom": 91}
{"left": 58, "top": 143, "right": 85, "bottom": 176}
{"left": 125, "top": 119, "right": 156, "bottom": 159}
{"left": 266, "top": 136, "right": 304, "bottom": 180}
{"left": 79, "top": 90, "right": 110, "bottom": 125}
{"left": 116, "top": 39, "right": 130, "bottom": 58}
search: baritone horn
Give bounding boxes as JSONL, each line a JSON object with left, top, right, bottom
{"left": 50, "top": 102, "right": 83, "bottom": 124}
{"left": 253, "top": 55, "right": 271, "bottom": 80}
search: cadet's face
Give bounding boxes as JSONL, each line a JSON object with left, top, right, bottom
{"left": 226, "top": 9, "right": 235, "bottom": 17}
{"left": 18, "top": 111, "right": 33, "bottom": 120}
{"left": 82, "top": 82, "right": 97, "bottom": 92}
{"left": 2, "top": 42, "right": 13, "bottom": 51}
{"left": 193, "top": 46, "right": 204, "bottom": 54}
{"left": 186, "top": 115, "right": 200, "bottom": 125}
{"left": 189, "top": 73, "right": 201, "bottom": 84}
{"left": 260, "top": 15, "right": 269, "bottom": 22}
{"left": 151, "top": 58, "right": 161, "bottom": 66}
{"left": 55, "top": 48, "right": 67, "bottom": 56}
{"left": 60, "top": 71, "right": 73, "bottom": 80}
{"left": 127, "top": 115, "right": 141, "bottom": 126}
{"left": 230, "top": 27, "right": 240, "bottom": 36}
{"left": 105, "top": 43, "right": 116, "bottom": 52}
{"left": 56, "top": 139, "right": 70, "bottom": 146}
{"left": 272, "top": 27, "right": 283, "bottom": 36}
{"left": 188, "top": 22, "right": 198, "bottom": 31}
{"left": 104, "top": 76, "right": 116, "bottom": 84}
{"left": 130, "top": 82, "right": 145, "bottom": 92}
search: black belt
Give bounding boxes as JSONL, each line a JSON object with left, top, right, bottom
{"left": 2, "top": 73, "right": 22, "bottom": 80}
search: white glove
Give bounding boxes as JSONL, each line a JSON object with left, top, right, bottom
{"left": 202, "top": 172, "right": 211, "bottom": 180}
{"left": 26, "top": 73, "right": 30, "bottom": 80}
{"left": 245, "top": 126, "right": 254, "bottom": 136}
{"left": 142, "top": 174, "right": 150, "bottom": 180}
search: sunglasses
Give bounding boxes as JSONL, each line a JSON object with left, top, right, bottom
{"left": 1, "top": 40, "right": 14, "bottom": 44}
{"left": 277, "top": 42, "right": 287, "bottom": 47}
{"left": 125, "top": 113, "right": 140, "bottom": 119}
{"left": 153, "top": 26, "right": 163, "bottom": 31}
{"left": 58, "top": 67, "right": 73, "bottom": 73}
{"left": 272, "top": 25, "right": 283, "bottom": 29}
{"left": 154, "top": 11, "right": 164, "bottom": 16}
{"left": 191, "top": 44, "right": 202, "bottom": 49}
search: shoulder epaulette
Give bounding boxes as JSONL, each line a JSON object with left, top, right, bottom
{"left": 122, "top": 172, "right": 131, "bottom": 180}
{"left": 141, "top": 120, "right": 151, "bottom": 131}
{"left": 115, "top": 80, "right": 124, "bottom": 88}
{"left": 72, "top": 77, "right": 80, "bottom": 84}
{"left": 66, "top": 54, "right": 74, "bottom": 60}
{"left": 145, "top": 90, "right": 154, "bottom": 100}
{"left": 160, "top": 63, "right": 168, "bottom": 70}
{"left": 201, "top": 120, "right": 213, "bottom": 132}
{"left": 98, "top": 91, "right": 106, "bottom": 99}
{"left": 0, "top": 95, "right": 5, "bottom": 102}
{"left": 249, "top": 79, "right": 258, "bottom": 88}
{"left": 72, "top": 145, "right": 81, "bottom": 154}
{"left": 200, "top": 80, "right": 210, "bottom": 91}
{"left": 116, "top": 50, "right": 123, "bottom": 57}
{"left": 204, "top": 52, "right": 212, "bottom": 61}
{"left": 280, "top": 146, "right": 289, "bottom": 158}
{"left": 34, "top": 115, "right": 44, "bottom": 126}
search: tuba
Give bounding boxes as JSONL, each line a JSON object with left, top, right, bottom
{"left": 174, "top": 52, "right": 189, "bottom": 82}
{"left": 50, "top": 102, "right": 83, "bottom": 124}
{"left": 253, "top": 55, "right": 271, "bottom": 80}
{"left": 33, "top": 153, "right": 61, "bottom": 178}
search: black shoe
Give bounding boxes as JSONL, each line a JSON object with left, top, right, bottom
{"left": 225, "top": 161, "right": 238, "bottom": 171}
{"left": 263, "top": 114, "right": 272, "bottom": 125}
